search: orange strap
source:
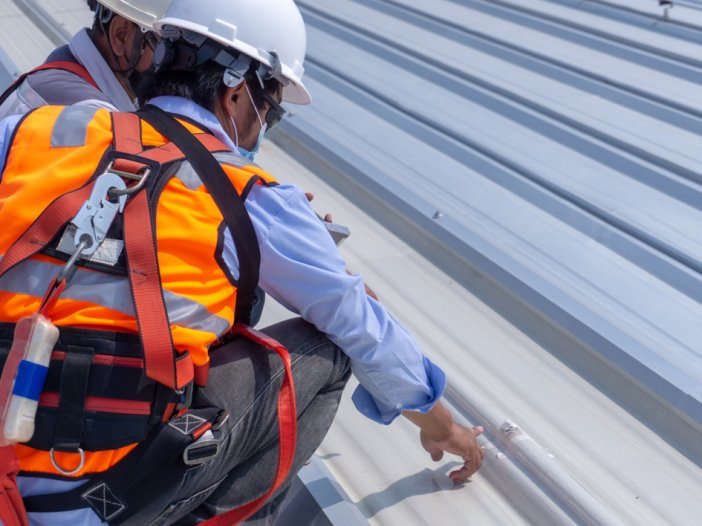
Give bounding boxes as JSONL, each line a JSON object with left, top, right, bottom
{"left": 201, "top": 324, "right": 298, "bottom": 526}
{"left": 0, "top": 446, "right": 28, "bottom": 526}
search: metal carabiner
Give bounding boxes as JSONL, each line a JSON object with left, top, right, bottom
{"left": 109, "top": 168, "right": 152, "bottom": 197}
{"left": 71, "top": 172, "right": 127, "bottom": 256}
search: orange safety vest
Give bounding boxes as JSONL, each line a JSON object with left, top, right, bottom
{"left": 0, "top": 104, "right": 277, "bottom": 477}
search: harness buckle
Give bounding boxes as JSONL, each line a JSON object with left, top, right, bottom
{"left": 176, "top": 382, "right": 194, "bottom": 410}
{"left": 183, "top": 437, "right": 220, "bottom": 467}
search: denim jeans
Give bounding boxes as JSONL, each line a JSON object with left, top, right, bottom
{"left": 133, "top": 318, "right": 351, "bottom": 526}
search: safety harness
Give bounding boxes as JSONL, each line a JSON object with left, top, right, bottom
{"left": 0, "top": 105, "right": 297, "bottom": 525}
{"left": 0, "top": 61, "right": 99, "bottom": 107}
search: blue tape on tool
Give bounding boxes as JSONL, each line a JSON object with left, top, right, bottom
{"left": 12, "top": 360, "right": 49, "bottom": 401}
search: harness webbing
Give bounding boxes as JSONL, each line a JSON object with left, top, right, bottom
{"left": 200, "top": 324, "right": 298, "bottom": 526}
{"left": 0, "top": 181, "right": 98, "bottom": 279}
{"left": 111, "top": 112, "right": 192, "bottom": 390}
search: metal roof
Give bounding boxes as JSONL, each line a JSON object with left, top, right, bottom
{"left": 1, "top": 0, "right": 701, "bottom": 524}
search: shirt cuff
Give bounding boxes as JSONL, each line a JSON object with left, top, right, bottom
{"left": 351, "top": 357, "right": 447, "bottom": 424}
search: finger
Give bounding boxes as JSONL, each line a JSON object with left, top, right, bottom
{"left": 430, "top": 449, "right": 444, "bottom": 462}
{"left": 449, "top": 464, "right": 477, "bottom": 484}
{"left": 364, "top": 284, "right": 379, "bottom": 301}
{"left": 452, "top": 450, "right": 483, "bottom": 482}
{"left": 324, "top": 213, "right": 333, "bottom": 222}
{"left": 305, "top": 192, "right": 314, "bottom": 202}
{"left": 471, "top": 426, "right": 484, "bottom": 437}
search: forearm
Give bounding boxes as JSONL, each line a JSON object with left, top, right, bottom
{"left": 403, "top": 400, "right": 454, "bottom": 440}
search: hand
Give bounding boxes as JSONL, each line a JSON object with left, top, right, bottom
{"left": 306, "top": 192, "right": 334, "bottom": 222}
{"left": 404, "top": 401, "right": 484, "bottom": 483}
{"left": 420, "top": 423, "right": 484, "bottom": 483}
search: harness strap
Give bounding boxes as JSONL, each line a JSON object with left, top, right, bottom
{"left": 0, "top": 446, "right": 27, "bottom": 526}
{"left": 110, "top": 113, "right": 184, "bottom": 389}
{"left": 200, "top": 324, "right": 298, "bottom": 526}
{"left": 0, "top": 181, "right": 96, "bottom": 279}
{"left": 0, "top": 61, "right": 98, "bottom": 107}
{"left": 124, "top": 187, "right": 192, "bottom": 390}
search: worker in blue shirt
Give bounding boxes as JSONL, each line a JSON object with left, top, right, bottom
{"left": 0, "top": 0, "right": 484, "bottom": 524}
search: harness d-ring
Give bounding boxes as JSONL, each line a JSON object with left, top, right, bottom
{"left": 49, "top": 447, "right": 85, "bottom": 476}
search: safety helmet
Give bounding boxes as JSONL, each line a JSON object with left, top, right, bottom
{"left": 154, "top": 0, "right": 311, "bottom": 104}
{"left": 88, "top": 0, "right": 172, "bottom": 31}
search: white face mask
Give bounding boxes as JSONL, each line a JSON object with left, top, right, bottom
{"left": 227, "top": 82, "right": 267, "bottom": 162}
{"left": 238, "top": 82, "right": 267, "bottom": 161}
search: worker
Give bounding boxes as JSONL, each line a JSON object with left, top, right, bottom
{"left": 0, "top": 0, "right": 169, "bottom": 119}
{"left": 0, "top": 0, "right": 484, "bottom": 524}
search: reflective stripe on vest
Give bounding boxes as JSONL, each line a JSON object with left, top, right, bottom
{"left": 0, "top": 257, "right": 230, "bottom": 336}
{"left": 51, "top": 105, "right": 101, "bottom": 148}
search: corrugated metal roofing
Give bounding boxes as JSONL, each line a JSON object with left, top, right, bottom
{"left": 1, "top": 0, "right": 701, "bottom": 524}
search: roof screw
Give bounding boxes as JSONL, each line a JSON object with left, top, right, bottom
{"left": 432, "top": 211, "right": 443, "bottom": 220}
{"left": 501, "top": 421, "right": 519, "bottom": 433}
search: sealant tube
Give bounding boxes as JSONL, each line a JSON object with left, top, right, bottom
{"left": 0, "top": 314, "right": 58, "bottom": 445}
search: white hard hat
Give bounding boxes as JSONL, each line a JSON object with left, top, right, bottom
{"left": 91, "top": 0, "right": 172, "bottom": 30}
{"left": 154, "top": 0, "right": 311, "bottom": 105}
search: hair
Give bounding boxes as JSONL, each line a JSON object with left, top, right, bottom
{"left": 137, "top": 60, "right": 280, "bottom": 114}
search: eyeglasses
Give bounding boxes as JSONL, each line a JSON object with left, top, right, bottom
{"left": 261, "top": 91, "right": 286, "bottom": 130}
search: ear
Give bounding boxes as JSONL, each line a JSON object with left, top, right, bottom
{"left": 108, "top": 16, "right": 135, "bottom": 57}
{"left": 222, "top": 83, "right": 247, "bottom": 119}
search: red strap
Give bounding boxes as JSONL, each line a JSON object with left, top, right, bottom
{"left": 0, "top": 183, "right": 94, "bottom": 280}
{"left": 32, "top": 61, "right": 98, "bottom": 89}
{"left": 194, "top": 363, "right": 209, "bottom": 388}
{"left": 201, "top": 324, "right": 298, "bottom": 526}
{"left": 123, "top": 189, "right": 193, "bottom": 390}
{"left": 113, "top": 112, "right": 195, "bottom": 390}
{"left": 111, "top": 116, "right": 228, "bottom": 176}
{"left": 0, "top": 446, "right": 28, "bottom": 526}
{"left": 111, "top": 112, "right": 142, "bottom": 155}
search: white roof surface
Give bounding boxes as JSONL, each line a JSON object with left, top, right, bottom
{"left": 0, "top": 0, "right": 701, "bottom": 524}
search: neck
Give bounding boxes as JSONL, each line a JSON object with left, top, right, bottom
{"left": 214, "top": 98, "right": 237, "bottom": 145}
